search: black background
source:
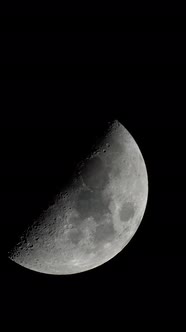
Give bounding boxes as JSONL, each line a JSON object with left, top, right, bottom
{"left": 1, "top": 16, "right": 186, "bottom": 321}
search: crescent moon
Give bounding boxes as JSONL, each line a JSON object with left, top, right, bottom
{"left": 8, "top": 120, "right": 148, "bottom": 274}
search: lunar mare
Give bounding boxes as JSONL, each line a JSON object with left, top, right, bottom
{"left": 8, "top": 120, "right": 148, "bottom": 274}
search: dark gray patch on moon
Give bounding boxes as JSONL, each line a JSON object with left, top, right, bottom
{"left": 112, "top": 166, "right": 121, "bottom": 178}
{"left": 109, "top": 138, "right": 124, "bottom": 154}
{"left": 68, "top": 228, "right": 83, "bottom": 245}
{"left": 75, "top": 189, "right": 111, "bottom": 221}
{"left": 119, "top": 202, "right": 135, "bottom": 222}
{"left": 94, "top": 221, "right": 115, "bottom": 244}
{"left": 68, "top": 215, "right": 83, "bottom": 227}
{"left": 81, "top": 156, "right": 109, "bottom": 190}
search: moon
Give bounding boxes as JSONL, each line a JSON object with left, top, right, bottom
{"left": 8, "top": 120, "right": 148, "bottom": 275}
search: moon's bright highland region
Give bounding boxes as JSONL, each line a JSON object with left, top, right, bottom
{"left": 8, "top": 120, "right": 148, "bottom": 274}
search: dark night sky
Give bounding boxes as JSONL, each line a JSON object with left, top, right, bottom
{"left": 1, "top": 16, "right": 186, "bottom": 321}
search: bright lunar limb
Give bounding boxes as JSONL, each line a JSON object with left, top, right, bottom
{"left": 8, "top": 120, "right": 148, "bottom": 275}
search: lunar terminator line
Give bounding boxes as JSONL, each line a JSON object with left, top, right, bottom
{"left": 8, "top": 120, "right": 148, "bottom": 274}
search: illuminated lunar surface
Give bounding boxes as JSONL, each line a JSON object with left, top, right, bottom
{"left": 8, "top": 120, "right": 148, "bottom": 274}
